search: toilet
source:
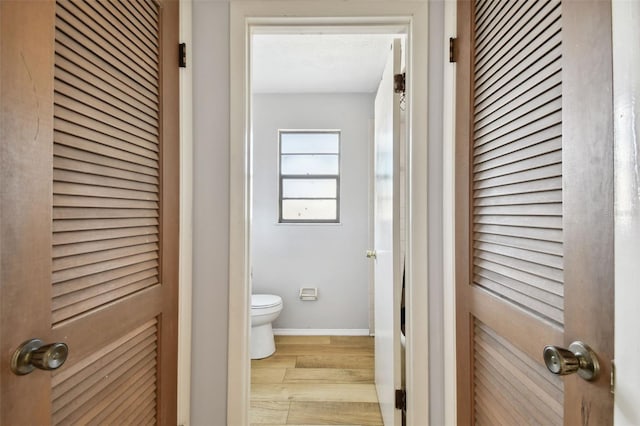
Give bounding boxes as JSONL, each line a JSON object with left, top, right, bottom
{"left": 250, "top": 294, "right": 283, "bottom": 359}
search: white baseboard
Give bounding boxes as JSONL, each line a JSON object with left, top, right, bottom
{"left": 273, "top": 328, "right": 371, "bottom": 336}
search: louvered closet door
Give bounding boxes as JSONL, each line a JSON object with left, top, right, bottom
{"left": 455, "top": 0, "right": 614, "bottom": 425}
{"left": 0, "top": 1, "right": 178, "bottom": 424}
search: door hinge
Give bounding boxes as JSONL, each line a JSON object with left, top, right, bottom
{"left": 449, "top": 37, "right": 458, "bottom": 63}
{"left": 611, "top": 360, "right": 616, "bottom": 395}
{"left": 395, "top": 388, "right": 406, "bottom": 411}
{"left": 179, "top": 42, "right": 187, "bottom": 68}
{"left": 394, "top": 73, "right": 406, "bottom": 94}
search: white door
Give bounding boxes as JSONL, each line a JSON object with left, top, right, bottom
{"left": 373, "top": 39, "right": 402, "bottom": 426}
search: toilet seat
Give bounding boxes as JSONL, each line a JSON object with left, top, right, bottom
{"left": 252, "top": 294, "right": 282, "bottom": 309}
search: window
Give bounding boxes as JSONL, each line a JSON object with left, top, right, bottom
{"left": 279, "top": 131, "right": 340, "bottom": 223}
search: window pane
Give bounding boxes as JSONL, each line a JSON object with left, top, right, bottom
{"left": 282, "top": 199, "right": 337, "bottom": 221}
{"left": 281, "top": 132, "right": 339, "bottom": 154}
{"left": 282, "top": 179, "right": 337, "bottom": 198}
{"left": 281, "top": 154, "right": 339, "bottom": 175}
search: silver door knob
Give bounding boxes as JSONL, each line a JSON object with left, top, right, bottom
{"left": 366, "top": 250, "right": 377, "bottom": 259}
{"left": 11, "top": 338, "right": 69, "bottom": 375}
{"left": 543, "top": 341, "right": 599, "bottom": 381}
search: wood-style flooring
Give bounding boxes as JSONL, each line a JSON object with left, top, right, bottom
{"left": 250, "top": 335, "right": 383, "bottom": 426}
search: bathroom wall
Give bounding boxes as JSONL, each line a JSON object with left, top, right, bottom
{"left": 251, "top": 93, "right": 374, "bottom": 331}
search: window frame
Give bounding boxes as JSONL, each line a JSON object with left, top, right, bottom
{"left": 278, "top": 130, "right": 341, "bottom": 223}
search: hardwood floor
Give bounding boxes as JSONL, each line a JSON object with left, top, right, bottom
{"left": 250, "top": 335, "right": 383, "bottom": 426}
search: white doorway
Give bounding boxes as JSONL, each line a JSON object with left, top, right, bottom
{"left": 250, "top": 33, "right": 394, "bottom": 337}
{"left": 251, "top": 31, "right": 404, "bottom": 426}
{"left": 228, "top": 2, "right": 429, "bottom": 425}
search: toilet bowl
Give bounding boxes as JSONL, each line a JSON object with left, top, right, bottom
{"left": 250, "top": 294, "right": 283, "bottom": 359}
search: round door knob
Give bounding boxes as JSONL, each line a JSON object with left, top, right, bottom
{"left": 543, "top": 341, "right": 599, "bottom": 381}
{"left": 11, "top": 338, "right": 69, "bottom": 376}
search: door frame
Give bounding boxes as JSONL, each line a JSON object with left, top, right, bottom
{"left": 442, "top": 1, "right": 458, "bottom": 425}
{"left": 228, "top": 2, "right": 428, "bottom": 425}
{"left": 178, "top": 0, "right": 193, "bottom": 424}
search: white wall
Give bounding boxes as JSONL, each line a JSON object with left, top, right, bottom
{"left": 612, "top": 0, "right": 640, "bottom": 424}
{"left": 191, "top": 1, "right": 229, "bottom": 424}
{"left": 251, "top": 93, "right": 373, "bottom": 330}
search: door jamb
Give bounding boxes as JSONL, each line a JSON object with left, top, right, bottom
{"left": 178, "top": 0, "right": 193, "bottom": 424}
{"left": 229, "top": 2, "right": 429, "bottom": 425}
{"left": 442, "top": 1, "right": 457, "bottom": 424}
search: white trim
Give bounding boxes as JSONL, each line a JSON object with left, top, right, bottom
{"left": 612, "top": 0, "right": 640, "bottom": 424}
{"left": 442, "top": 1, "right": 457, "bottom": 425}
{"left": 274, "top": 328, "right": 371, "bottom": 336}
{"left": 229, "top": 3, "right": 429, "bottom": 426}
{"left": 368, "top": 118, "right": 375, "bottom": 335}
{"left": 178, "top": 1, "right": 193, "bottom": 425}
{"left": 228, "top": 4, "right": 251, "bottom": 426}
{"left": 403, "top": 5, "right": 430, "bottom": 424}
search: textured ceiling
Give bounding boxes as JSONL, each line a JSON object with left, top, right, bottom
{"left": 251, "top": 34, "right": 397, "bottom": 94}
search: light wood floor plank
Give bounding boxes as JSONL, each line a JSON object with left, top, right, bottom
{"left": 295, "top": 354, "right": 374, "bottom": 369}
{"left": 329, "top": 336, "right": 374, "bottom": 348}
{"left": 288, "top": 401, "right": 383, "bottom": 425}
{"left": 275, "top": 344, "right": 372, "bottom": 356}
{"left": 275, "top": 335, "right": 331, "bottom": 345}
{"left": 252, "top": 355, "right": 297, "bottom": 369}
{"left": 252, "top": 368, "right": 287, "bottom": 384}
{"left": 283, "top": 368, "right": 373, "bottom": 384}
{"left": 251, "top": 384, "right": 379, "bottom": 403}
{"left": 250, "top": 335, "right": 381, "bottom": 424}
{"left": 249, "top": 401, "right": 290, "bottom": 424}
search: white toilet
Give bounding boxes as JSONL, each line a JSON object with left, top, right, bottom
{"left": 250, "top": 294, "right": 283, "bottom": 359}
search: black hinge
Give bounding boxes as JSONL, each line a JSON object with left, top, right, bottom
{"left": 449, "top": 37, "right": 457, "bottom": 63}
{"left": 394, "top": 73, "right": 406, "bottom": 94}
{"left": 179, "top": 42, "right": 187, "bottom": 68}
{"left": 395, "top": 388, "right": 406, "bottom": 411}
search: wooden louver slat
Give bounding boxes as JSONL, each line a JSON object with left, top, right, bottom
{"left": 471, "top": 0, "right": 564, "bottom": 327}
{"left": 104, "top": 0, "right": 159, "bottom": 51}
{"left": 121, "top": 0, "right": 158, "bottom": 40}
{"left": 55, "top": 78, "right": 159, "bottom": 137}
{"left": 54, "top": 145, "right": 158, "bottom": 178}
{"left": 54, "top": 61, "right": 158, "bottom": 126}
{"left": 56, "top": 2, "right": 158, "bottom": 89}
{"left": 67, "top": 0, "right": 159, "bottom": 69}
{"left": 51, "top": 319, "right": 158, "bottom": 424}
{"left": 55, "top": 39, "right": 158, "bottom": 112}
{"left": 52, "top": 260, "right": 159, "bottom": 298}
{"left": 53, "top": 156, "right": 159, "bottom": 184}
{"left": 473, "top": 320, "right": 563, "bottom": 426}
{"left": 475, "top": 29, "right": 561, "bottom": 109}
{"left": 53, "top": 169, "right": 158, "bottom": 193}
{"left": 55, "top": 29, "right": 158, "bottom": 106}
{"left": 52, "top": 0, "right": 160, "bottom": 325}
{"left": 54, "top": 124, "right": 159, "bottom": 165}
{"left": 54, "top": 94, "right": 159, "bottom": 145}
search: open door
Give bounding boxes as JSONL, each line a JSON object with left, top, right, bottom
{"left": 373, "top": 38, "right": 402, "bottom": 426}
{"left": 0, "top": 1, "right": 179, "bottom": 423}
{"left": 455, "top": 0, "right": 614, "bottom": 424}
